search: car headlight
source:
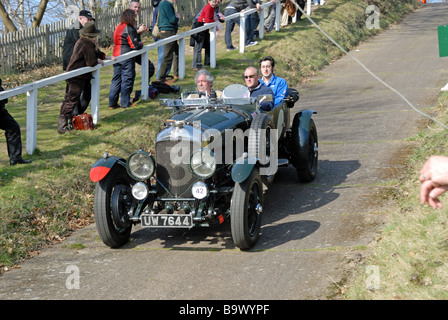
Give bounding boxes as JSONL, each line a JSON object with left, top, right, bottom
{"left": 190, "top": 148, "right": 216, "bottom": 179}
{"left": 132, "top": 182, "right": 149, "bottom": 200}
{"left": 126, "top": 150, "right": 155, "bottom": 181}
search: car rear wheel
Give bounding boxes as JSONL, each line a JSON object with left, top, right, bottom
{"left": 94, "top": 165, "right": 134, "bottom": 248}
{"left": 291, "top": 116, "right": 318, "bottom": 182}
{"left": 230, "top": 168, "right": 263, "bottom": 250}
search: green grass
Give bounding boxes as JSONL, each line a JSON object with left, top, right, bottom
{"left": 0, "top": 0, "right": 419, "bottom": 272}
{"left": 344, "top": 94, "right": 448, "bottom": 300}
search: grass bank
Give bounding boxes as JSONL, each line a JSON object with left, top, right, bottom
{"left": 344, "top": 93, "right": 448, "bottom": 300}
{"left": 0, "top": 0, "right": 419, "bottom": 272}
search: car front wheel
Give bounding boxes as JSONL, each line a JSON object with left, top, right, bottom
{"left": 230, "top": 168, "right": 263, "bottom": 250}
{"left": 94, "top": 165, "right": 134, "bottom": 248}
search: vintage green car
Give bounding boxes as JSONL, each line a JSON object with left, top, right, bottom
{"left": 89, "top": 85, "right": 318, "bottom": 250}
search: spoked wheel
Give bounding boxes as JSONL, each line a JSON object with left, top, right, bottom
{"left": 248, "top": 113, "right": 276, "bottom": 186}
{"left": 230, "top": 168, "right": 263, "bottom": 250}
{"left": 291, "top": 116, "right": 318, "bottom": 182}
{"left": 94, "top": 165, "right": 135, "bottom": 248}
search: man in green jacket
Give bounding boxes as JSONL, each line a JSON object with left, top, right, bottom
{"left": 158, "top": 0, "right": 181, "bottom": 84}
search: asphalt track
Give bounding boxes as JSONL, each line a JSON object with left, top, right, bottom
{"left": 1, "top": 3, "right": 448, "bottom": 302}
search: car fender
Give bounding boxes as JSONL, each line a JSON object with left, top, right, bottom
{"left": 293, "top": 109, "right": 316, "bottom": 151}
{"left": 231, "top": 155, "right": 258, "bottom": 183}
{"left": 90, "top": 156, "right": 126, "bottom": 182}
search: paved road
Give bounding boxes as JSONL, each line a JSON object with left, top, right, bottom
{"left": 1, "top": 4, "right": 448, "bottom": 302}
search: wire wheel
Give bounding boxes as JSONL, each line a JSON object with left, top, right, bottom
{"left": 230, "top": 168, "right": 263, "bottom": 250}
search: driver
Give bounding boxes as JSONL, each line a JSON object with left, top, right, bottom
{"left": 244, "top": 66, "right": 274, "bottom": 111}
{"left": 190, "top": 69, "right": 222, "bottom": 98}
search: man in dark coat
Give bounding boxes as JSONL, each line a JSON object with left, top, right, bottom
{"left": 0, "top": 78, "right": 31, "bottom": 165}
{"left": 62, "top": 10, "right": 95, "bottom": 70}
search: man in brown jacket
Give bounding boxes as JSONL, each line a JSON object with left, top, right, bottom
{"left": 58, "top": 21, "right": 106, "bottom": 134}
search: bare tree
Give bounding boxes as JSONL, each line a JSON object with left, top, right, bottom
{"left": 0, "top": 0, "right": 107, "bottom": 33}
{"left": 0, "top": 1, "right": 18, "bottom": 32}
{"left": 31, "top": 0, "right": 50, "bottom": 27}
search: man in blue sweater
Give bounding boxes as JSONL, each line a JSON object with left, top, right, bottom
{"left": 158, "top": 0, "right": 181, "bottom": 83}
{"left": 244, "top": 66, "right": 274, "bottom": 111}
{"left": 259, "top": 56, "right": 288, "bottom": 108}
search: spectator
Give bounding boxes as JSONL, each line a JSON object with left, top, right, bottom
{"left": 109, "top": 9, "right": 143, "bottom": 109}
{"left": 62, "top": 10, "right": 95, "bottom": 71}
{"left": 0, "top": 77, "right": 31, "bottom": 165}
{"left": 128, "top": 0, "right": 154, "bottom": 102}
{"left": 58, "top": 22, "right": 106, "bottom": 134}
{"left": 419, "top": 155, "right": 448, "bottom": 209}
{"left": 296, "top": 0, "right": 306, "bottom": 20}
{"left": 61, "top": 9, "right": 97, "bottom": 116}
{"left": 158, "top": 0, "right": 181, "bottom": 84}
{"left": 224, "top": 0, "right": 260, "bottom": 51}
{"left": 129, "top": 0, "right": 149, "bottom": 36}
{"left": 151, "top": 0, "right": 171, "bottom": 80}
{"left": 262, "top": 0, "right": 276, "bottom": 33}
{"left": 259, "top": 56, "right": 288, "bottom": 108}
{"left": 280, "top": 0, "right": 299, "bottom": 27}
{"left": 192, "top": 0, "right": 220, "bottom": 70}
{"left": 246, "top": 0, "right": 262, "bottom": 45}
{"left": 244, "top": 66, "right": 274, "bottom": 111}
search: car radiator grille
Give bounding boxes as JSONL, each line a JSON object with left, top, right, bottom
{"left": 155, "top": 140, "right": 197, "bottom": 198}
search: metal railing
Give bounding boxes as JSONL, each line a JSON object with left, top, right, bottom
{"left": 0, "top": 0, "right": 310, "bottom": 155}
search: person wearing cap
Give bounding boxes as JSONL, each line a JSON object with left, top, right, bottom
{"left": 58, "top": 22, "right": 106, "bottom": 134}
{"left": 62, "top": 9, "right": 95, "bottom": 71}
{"left": 62, "top": 9, "right": 105, "bottom": 118}
{"left": 0, "top": 77, "right": 32, "bottom": 165}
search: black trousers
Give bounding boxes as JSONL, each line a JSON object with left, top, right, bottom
{"left": 192, "top": 32, "right": 210, "bottom": 68}
{"left": 0, "top": 109, "right": 23, "bottom": 162}
{"left": 60, "top": 78, "right": 89, "bottom": 119}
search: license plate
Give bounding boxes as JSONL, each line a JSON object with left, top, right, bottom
{"left": 141, "top": 214, "right": 193, "bottom": 228}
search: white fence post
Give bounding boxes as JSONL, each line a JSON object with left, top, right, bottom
{"left": 209, "top": 24, "right": 217, "bottom": 68}
{"left": 91, "top": 69, "right": 101, "bottom": 125}
{"left": 26, "top": 89, "right": 38, "bottom": 155}
{"left": 307, "top": 0, "right": 312, "bottom": 15}
{"left": 259, "top": 9, "right": 265, "bottom": 40}
{"left": 275, "top": 0, "right": 281, "bottom": 32}
{"left": 179, "top": 38, "right": 186, "bottom": 79}
{"left": 239, "top": 12, "right": 246, "bottom": 54}
{"left": 141, "top": 52, "right": 149, "bottom": 100}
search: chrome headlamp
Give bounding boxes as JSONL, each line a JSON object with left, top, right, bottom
{"left": 132, "top": 182, "right": 149, "bottom": 200}
{"left": 190, "top": 148, "right": 216, "bottom": 179}
{"left": 126, "top": 150, "right": 155, "bottom": 181}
